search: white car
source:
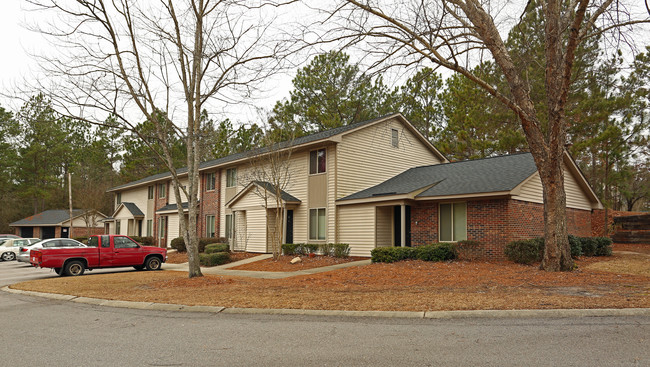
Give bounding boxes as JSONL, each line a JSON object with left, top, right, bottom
{"left": 16, "top": 238, "right": 87, "bottom": 263}
{"left": 0, "top": 238, "right": 40, "bottom": 261}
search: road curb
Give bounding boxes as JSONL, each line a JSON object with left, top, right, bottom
{"left": 3, "top": 286, "right": 650, "bottom": 319}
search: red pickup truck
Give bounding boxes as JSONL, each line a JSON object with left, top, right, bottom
{"left": 30, "top": 234, "right": 167, "bottom": 276}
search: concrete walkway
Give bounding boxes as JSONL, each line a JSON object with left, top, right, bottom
{"left": 162, "top": 255, "right": 373, "bottom": 279}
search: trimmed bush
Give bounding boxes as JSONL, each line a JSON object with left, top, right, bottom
{"left": 204, "top": 243, "right": 229, "bottom": 254}
{"left": 320, "top": 243, "right": 334, "bottom": 256}
{"left": 303, "top": 244, "right": 320, "bottom": 254}
{"left": 130, "top": 236, "right": 155, "bottom": 247}
{"left": 199, "top": 252, "right": 230, "bottom": 266}
{"left": 417, "top": 243, "right": 457, "bottom": 261}
{"left": 371, "top": 244, "right": 457, "bottom": 263}
{"left": 580, "top": 237, "right": 598, "bottom": 257}
{"left": 371, "top": 247, "right": 415, "bottom": 263}
{"left": 594, "top": 237, "right": 613, "bottom": 256}
{"left": 504, "top": 239, "right": 543, "bottom": 265}
{"left": 170, "top": 237, "right": 186, "bottom": 252}
{"left": 568, "top": 235, "right": 583, "bottom": 257}
{"left": 170, "top": 237, "right": 226, "bottom": 253}
{"left": 282, "top": 243, "right": 302, "bottom": 256}
{"left": 333, "top": 244, "right": 351, "bottom": 258}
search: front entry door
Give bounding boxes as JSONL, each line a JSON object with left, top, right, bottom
{"left": 285, "top": 210, "right": 294, "bottom": 244}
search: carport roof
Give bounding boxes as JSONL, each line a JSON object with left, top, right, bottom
{"left": 10, "top": 209, "right": 86, "bottom": 226}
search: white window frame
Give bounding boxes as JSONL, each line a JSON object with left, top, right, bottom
{"left": 438, "top": 202, "right": 467, "bottom": 242}
{"left": 158, "top": 183, "right": 166, "bottom": 199}
{"left": 115, "top": 220, "right": 121, "bottom": 234}
{"left": 225, "top": 214, "right": 234, "bottom": 239}
{"left": 147, "top": 186, "right": 154, "bottom": 200}
{"left": 206, "top": 215, "right": 216, "bottom": 237}
{"left": 309, "top": 148, "right": 327, "bottom": 175}
{"left": 206, "top": 172, "right": 216, "bottom": 191}
{"left": 158, "top": 217, "right": 166, "bottom": 239}
{"left": 309, "top": 208, "right": 326, "bottom": 241}
{"left": 226, "top": 168, "right": 237, "bottom": 188}
{"left": 146, "top": 219, "right": 153, "bottom": 237}
{"left": 391, "top": 129, "right": 399, "bottom": 148}
{"left": 116, "top": 193, "right": 122, "bottom": 205}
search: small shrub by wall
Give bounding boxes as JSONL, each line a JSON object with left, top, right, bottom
{"left": 204, "top": 243, "right": 229, "bottom": 254}
{"left": 505, "top": 236, "right": 613, "bottom": 264}
{"left": 371, "top": 244, "right": 457, "bottom": 263}
{"left": 199, "top": 252, "right": 230, "bottom": 266}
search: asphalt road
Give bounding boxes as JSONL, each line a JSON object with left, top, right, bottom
{"left": 1, "top": 260, "right": 649, "bottom": 366}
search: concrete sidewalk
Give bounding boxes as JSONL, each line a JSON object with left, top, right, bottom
{"left": 162, "top": 255, "right": 372, "bottom": 279}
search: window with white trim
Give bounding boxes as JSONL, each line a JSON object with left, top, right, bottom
{"left": 116, "top": 193, "right": 122, "bottom": 205}
{"left": 158, "top": 217, "right": 166, "bottom": 239}
{"left": 205, "top": 172, "right": 216, "bottom": 191}
{"left": 206, "top": 215, "right": 216, "bottom": 237}
{"left": 309, "top": 208, "right": 326, "bottom": 240}
{"left": 225, "top": 214, "right": 234, "bottom": 238}
{"left": 147, "top": 186, "right": 154, "bottom": 200}
{"left": 391, "top": 129, "right": 399, "bottom": 148}
{"left": 158, "top": 183, "right": 166, "bottom": 199}
{"left": 439, "top": 202, "right": 467, "bottom": 242}
{"left": 146, "top": 219, "right": 153, "bottom": 237}
{"left": 226, "top": 168, "right": 237, "bottom": 188}
{"left": 309, "top": 149, "right": 326, "bottom": 174}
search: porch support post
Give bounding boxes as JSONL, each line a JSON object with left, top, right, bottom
{"left": 282, "top": 207, "right": 287, "bottom": 245}
{"left": 400, "top": 203, "right": 406, "bottom": 247}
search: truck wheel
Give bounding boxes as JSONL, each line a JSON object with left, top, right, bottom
{"left": 64, "top": 260, "right": 85, "bottom": 276}
{"left": 145, "top": 256, "right": 162, "bottom": 271}
{"left": 1, "top": 252, "right": 15, "bottom": 261}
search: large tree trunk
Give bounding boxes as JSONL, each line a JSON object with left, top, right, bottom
{"left": 539, "top": 159, "right": 574, "bottom": 271}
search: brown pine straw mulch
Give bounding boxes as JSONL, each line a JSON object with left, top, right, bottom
{"left": 228, "top": 255, "right": 367, "bottom": 272}
{"left": 12, "top": 250, "right": 650, "bottom": 312}
{"left": 613, "top": 243, "right": 650, "bottom": 255}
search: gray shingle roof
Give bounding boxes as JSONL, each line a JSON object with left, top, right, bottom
{"left": 252, "top": 181, "right": 301, "bottom": 203}
{"left": 10, "top": 209, "right": 86, "bottom": 226}
{"left": 109, "top": 113, "right": 410, "bottom": 192}
{"left": 156, "top": 202, "right": 189, "bottom": 213}
{"left": 339, "top": 153, "right": 538, "bottom": 201}
{"left": 121, "top": 202, "right": 145, "bottom": 217}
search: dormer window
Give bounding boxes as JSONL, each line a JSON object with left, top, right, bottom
{"left": 309, "top": 148, "right": 326, "bottom": 174}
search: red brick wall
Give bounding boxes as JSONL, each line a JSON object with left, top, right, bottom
{"left": 198, "top": 170, "right": 221, "bottom": 238}
{"left": 591, "top": 209, "right": 646, "bottom": 237}
{"left": 410, "top": 198, "right": 593, "bottom": 261}
{"left": 153, "top": 181, "right": 170, "bottom": 247}
{"left": 411, "top": 202, "right": 438, "bottom": 246}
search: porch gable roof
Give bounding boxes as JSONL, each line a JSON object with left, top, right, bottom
{"left": 226, "top": 181, "right": 301, "bottom": 208}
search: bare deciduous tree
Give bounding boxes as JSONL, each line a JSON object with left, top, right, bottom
{"left": 27, "top": 0, "right": 295, "bottom": 277}
{"left": 321, "top": 0, "right": 650, "bottom": 271}
{"left": 243, "top": 136, "right": 295, "bottom": 260}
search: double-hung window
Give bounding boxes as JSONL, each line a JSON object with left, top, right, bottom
{"left": 225, "top": 214, "right": 234, "bottom": 238}
{"left": 158, "top": 183, "right": 166, "bottom": 199}
{"left": 146, "top": 219, "right": 153, "bottom": 237}
{"left": 226, "top": 168, "right": 237, "bottom": 188}
{"left": 147, "top": 186, "right": 154, "bottom": 200}
{"left": 309, "top": 208, "right": 326, "bottom": 240}
{"left": 116, "top": 193, "right": 122, "bottom": 205}
{"left": 439, "top": 202, "right": 467, "bottom": 242}
{"left": 205, "top": 172, "right": 216, "bottom": 191}
{"left": 206, "top": 215, "right": 216, "bottom": 237}
{"left": 158, "top": 217, "right": 166, "bottom": 239}
{"left": 391, "top": 129, "right": 399, "bottom": 148}
{"left": 309, "top": 149, "right": 326, "bottom": 174}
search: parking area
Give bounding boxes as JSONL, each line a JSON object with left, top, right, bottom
{"left": 0, "top": 260, "right": 138, "bottom": 287}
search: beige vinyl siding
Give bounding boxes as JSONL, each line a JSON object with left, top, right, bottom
{"left": 338, "top": 204, "right": 376, "bottom": 257}
{"left": 167, "top": 178, "right": 189, "bottom": 205}
{"left": 166, "top": 214, "right": 179, "bottom": 247}
{"left": 221, "top": 151, "right": 310, "bottom": 244}
{"left": 244, "top": 208, "right": 267, "bottom": 253}
{"left": 512, "top": 167, "right": 594, "bottom": 210}
{"left": 375, "top": 206, "right": 393, "bottom": 247}
{"left": 337, "top": 118, "right": 443, "bottom": 199}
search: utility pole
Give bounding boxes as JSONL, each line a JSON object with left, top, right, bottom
{"left": 68, "top": 171, "right": 74, "bottom": 239}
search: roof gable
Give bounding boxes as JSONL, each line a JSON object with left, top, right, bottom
{"left": 226, "top": 181, "right": 301, "bottom": 208}
{"left": 11, "top": 209, "right": 90, "bottom": 226}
